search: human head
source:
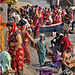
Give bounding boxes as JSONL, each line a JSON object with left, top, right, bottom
{"left": 6, "top": 22, "right": 13, "bottom": 32}
{"left": 64, "top": 14, "right": 69, "bottom": 19}
{"left": 56, "top": 33, "right": 59, "bottom": 37}
{"left": 66, "top": 46, "right": 72, "bottom": 53}
{"left": 66, "top": 6, "right": 68, "bottom": 9}
{"left": 40, "top": 33, "right": 46, "bottom": 40}
{"left": 52, "top": 50, "right": 57, "bottom": 60}
{"left": 22, "top": 14, "right": 25, "bottom": 18}
{"left": 0, "top": 7, "right": 3, "bottom": 13}
{"left": 54, "top": 29, "right": 56, "bottom": 32}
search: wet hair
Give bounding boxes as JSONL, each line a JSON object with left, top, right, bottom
{"left": 0, "top": 7, "right": 3, "bottom": 11}
{"left": 67, "top": 46, "right": 72, "bottom": 50}
{"left": 6, "top": 22, "right": 13, "bottom": 27}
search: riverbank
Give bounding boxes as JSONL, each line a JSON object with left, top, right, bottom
{"left": 23, "top": 34, "right": 75, "bottom": 75}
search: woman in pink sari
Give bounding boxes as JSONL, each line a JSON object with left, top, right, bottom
{"left": 54, "top": 12, "right": 59, "bottom": 24}
{"left": 62, "top": 10, "right": 66, "bottom": 22}
{"left": 34, "top": 23, "right": 41, "bottom": 39}
{"left": 38, "top": 7, "right": 43, "bottom": 24}
{"left": 21, "top": 25, "right": 35, "bottom": 65}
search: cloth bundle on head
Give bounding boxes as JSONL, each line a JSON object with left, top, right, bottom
{"left": 40, "top": 33, "right": 46, "bottom": 38}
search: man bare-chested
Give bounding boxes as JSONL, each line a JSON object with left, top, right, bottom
{"left": 62, "top": 46, "right": 75, "bottom": 74}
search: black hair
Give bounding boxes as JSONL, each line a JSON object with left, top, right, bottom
{"left": 22, "top": 14, "right": 25, "bottom": 18}
{"left": 0, "top": 7, "right": 3, "bottom": 11}
{"left": 35, "top": 5, "right": 38, "bottom": 8}
{"left": 16, "top": 10, "right": 19, "bottom": 14}
{"left": 54, "top": 29, "right": 57, "bottom": 32}
{"left": 65, "top": 14, "right": 69, "bottom": 18}
{"left": 6, "top": 22, "right": 13, "bottom": 27}
{"left": 53, "top": 50, "right": 57, "bottom": 54}
{"left": 56, "top": 33, "right": 59, "bottom": 37}
{"left": 67, "top": 46, "right": 72, "bottom": 50}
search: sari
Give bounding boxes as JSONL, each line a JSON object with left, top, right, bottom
{"left": 60, "top": 37, "right": 72, "bottom": 52}
{"left": 34, "top": 24, "right": 40, "bottom": 39}
{"left": 52, "top": 50, "right": 60, "bottom": 70}
{"left": 0, "top": 15, "right": 6, "bottom": 52}
{"left": 0, "top": 51, "right": 13, "bottom": 75}
{"left": 8, "top": 22, "right": 24, "bottom": 73}
{"left": 21, "top": 25, "right": 31, "bottom": 65}
{"left": 37, "top": 39, "right": 46, "bottom": 65}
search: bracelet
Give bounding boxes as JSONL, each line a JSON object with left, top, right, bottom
{"left": 5, "top": 72, "right": 8, "bottom": 75}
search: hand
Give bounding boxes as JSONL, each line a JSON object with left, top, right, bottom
{"left": 47, "top": 50, "right": 49, "bottom": 54}
{"left": 33, "top": 42, "right": 35, "bottom": 47}
{"left": 38, "top": 49, "right": 41, "bottom": 53}
{"left": 7, "top": 70, "right": 15, "bottom": 74}
{"left": 12, "top": 50, "right": 16, "bottom": 56}
{"left": 10, "top": 42, "right": 14, "bottom": 46}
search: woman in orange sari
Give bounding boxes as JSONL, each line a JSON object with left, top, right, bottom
{"left": 0, "top": 7, "right": 6, "bottom": 52}
{"left": 6, "top": 22, "right": 24, "bottom": 75}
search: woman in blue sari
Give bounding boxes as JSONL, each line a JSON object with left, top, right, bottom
{"left": 36, "top": 33, "right": 49, "bottom": 65}
{"left": 0, "top": 51, "right": 15, "bottom": 75}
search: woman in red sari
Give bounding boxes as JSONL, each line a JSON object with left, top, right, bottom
{"left": 20, "top": 24, "right": 35, "bottom": 65}
{"left": 60, "top": 37, "right": 72, "bottom": 52}
{"left": 34, "top": 23, "right": 41, "bottom": 39}
{"left": 6, "top": 22, "right": 24, "bottom": 75}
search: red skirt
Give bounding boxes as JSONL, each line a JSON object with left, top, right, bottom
{"left": 23, "top": 42, "right": 31, "bottom": 65}
{"left": 8, "top": 45, "right": 24, "bottom": 73}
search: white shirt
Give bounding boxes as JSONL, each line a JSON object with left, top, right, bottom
{"left": 11, "top": 12, "right": 16, "bottom": 17}
{"left": 22, "top": 18, "right": 30, "bottom": 28}
{"left": 15, "top": 14, "right": 21, "bottom": 24}
{"left": 52, "top": 32, "right": 56, "bottom": 37}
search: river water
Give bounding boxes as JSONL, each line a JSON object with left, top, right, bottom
{"left": 18, "top": 0, "right": 50, "bottom": 8}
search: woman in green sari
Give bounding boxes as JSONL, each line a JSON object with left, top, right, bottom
{"left": 36, "top": 33, "right": 49, "bottom": 65}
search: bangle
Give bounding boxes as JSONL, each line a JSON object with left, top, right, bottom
{"left": 5, "top": 72, "right": 8, "bottom": 75}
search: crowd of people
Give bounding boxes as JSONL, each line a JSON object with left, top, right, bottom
{"left": 0, "top": 3, "right": 75, "bottom": 75}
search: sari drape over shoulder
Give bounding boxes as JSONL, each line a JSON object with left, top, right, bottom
{"left": 8, "top": 22, "right": 24, "bottom": 73}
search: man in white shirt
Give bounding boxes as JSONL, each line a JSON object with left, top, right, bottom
{"left": 22, "top": 14, "right": 30, "bottom": 28}
{"left": 15, "top": 11, "right": 21, "bottom": 25}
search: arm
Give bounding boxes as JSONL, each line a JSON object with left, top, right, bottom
{"left": 36, "top": 44, "right": 41, "bottom": 53}
{"left": 15, "top": 34, "right": 22, "bottom": 50}
{"left": 45, "top": 44, "right": 49, "bottom": 54}
{"left": 28, "top": 34, "right": 35, "bottom": 46}
{"left": 62, "top": 53, "right": 70, "bottom": 68}
{"left": 2, "top": 70, "right": 15, "bottom": 75}
{"left": 67, "top": 23, "right": 71, "bottom": 32}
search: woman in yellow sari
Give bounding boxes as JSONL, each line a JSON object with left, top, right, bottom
{"left": 0, "top": 7, "right": 6, "bottom": 52}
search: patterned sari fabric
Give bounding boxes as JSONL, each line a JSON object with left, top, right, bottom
{"left": 34, "top": 24, "right": 40, "bottom": 39}
{"left": 21, "top": 25, "right": 31, "bottom": 65}
{"left": 8, "top": 22, "right": 24, "bottom": 73}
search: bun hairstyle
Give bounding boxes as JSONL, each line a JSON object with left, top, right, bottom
{"left": 0, "top": 7, "right": 3, "bottom": 11}
{"left": 6, "top": 22, "right": 13, "bottom": 27}
{"left": 67, "top": 46, "right": 72, "bottom": 50}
